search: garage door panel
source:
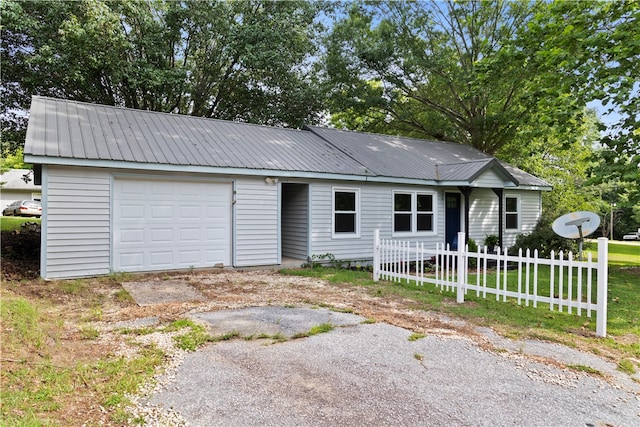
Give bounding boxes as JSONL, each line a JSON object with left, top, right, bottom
{"left": 113, "top": 178, "right": 231, "bottom": 272}
{"left": 150, "top": 251, "right": 173, "bottom": 267}
{"left": 120, "top": 228, "right": 145, "bottom": 244}
{"left": 150, "top": 228, "right": 173, "bottom": 243}
{"left": 148, "top": 205, "right": 171, "bottom": 219}
{"left": 179, "top": 227, "right": 201, "bottom": 241}
{"left": 118, "top": 252, "right": 144, "bottom": 269}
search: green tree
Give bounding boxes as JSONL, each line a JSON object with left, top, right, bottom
{"left": 1, "top": 0, "right": 328, "bottom": 154}
{"left": 520, "top": 0, "right": 639, "bottom": 216}
{"left": 324, "top": 0, "right": 582, "bottom": 155}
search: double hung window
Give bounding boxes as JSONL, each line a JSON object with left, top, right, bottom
{"left": 393, "top": 192, "right": 434, "bottom": 234}
{"left": 333, "top": 188, "right": 359, "bottom": 237}
{"left": 505, "top": 196, "right": 519, "bottom": 230}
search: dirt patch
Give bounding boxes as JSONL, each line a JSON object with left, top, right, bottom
{"left": 122, "top": 279, "right": 206, "bottom": 306}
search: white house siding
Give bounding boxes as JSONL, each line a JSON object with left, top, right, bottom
{"left": 473, "top": 169, "right": 507, "bottom": 188}
{"left": 281, "top": 184, "right": 308, "bottom": 260}
{"left": 503, "top": 190, "right": 541, "bottom": 247}
{"left": 310, "top": 182, "right": 446, "bottom": 262}
{"left": 234, "top": 177, "right": 279, "bottom": 266}
{"left": 43, "top": 166, "right": 111, "bottom": 279}
{"left": 468, "top": 188, "right": 500, "bottom": 246}
{"left": 468, "top": 188, "right": 542, "bottom": 248}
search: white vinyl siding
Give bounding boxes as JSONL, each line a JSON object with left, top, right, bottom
{"left": 504, "top": 190, "right": 540, "bottom": 246}
{"left": 310, "top": 182, "right": 445, "bottom": 261}
{"left": 43, "top": 166, "right": 111, "bottom": 279}
{"left": 468, "top": 188, "right": 499, "bottom": 245}
{"left": 234, "top": 177, "right": 279, "bottom": 266}
{"left": 281, "top": 184, "right": 308, "bottom": 260}
{"left": 468, "top": 189, "right": 542, "bottom": 248}
{"left": 473, "top": 169, "right": 508, "bottom": 188}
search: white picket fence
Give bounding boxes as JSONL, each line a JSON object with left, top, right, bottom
{"left": 373, "top": 230, "right": 609, "bottom": 337}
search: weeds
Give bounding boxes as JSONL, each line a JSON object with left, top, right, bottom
{"left": 292, "top": 323, "right": 334, "bottom": 339}
{"left": 567, "top": 364, "right": 602, "bottom": 375}
{"left": 617, "top": 359, "right": 637, "bottom": 375}
{"left": 408, "top": 333, "right": 426, "bottom": 342}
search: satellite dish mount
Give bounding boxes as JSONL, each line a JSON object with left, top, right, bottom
{"left": 552, "top": 211, "right": 600, "bottom": 260}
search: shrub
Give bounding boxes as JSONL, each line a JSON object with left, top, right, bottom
{"left": 509, "top": 223, "right": 577, "bottom": 258}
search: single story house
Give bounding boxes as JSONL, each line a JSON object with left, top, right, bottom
{"left": 1, "top": 168, "right": 42, "bottom": 210}
{"left": 24, "top": 96, "right": 551, "bottom": 279}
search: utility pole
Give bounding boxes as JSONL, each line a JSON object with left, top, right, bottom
{"left": 610, "top": 203, "right": 616, "bottom": 240}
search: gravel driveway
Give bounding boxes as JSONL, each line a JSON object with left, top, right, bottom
{"left": 139, "top": 306, "right": 640, "bottom": 427}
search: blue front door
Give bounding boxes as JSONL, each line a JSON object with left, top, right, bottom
{"left": 445, "top": 193, "right": 461, "bottom": 249}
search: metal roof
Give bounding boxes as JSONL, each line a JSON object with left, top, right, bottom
{"left": 24, "top": 96, "right": 550, "bottom": 189}
{"left": 25, "top": 96, "right": 369, "bottom": 177}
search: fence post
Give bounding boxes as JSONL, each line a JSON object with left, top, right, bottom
{"left": 456, "top": 232, "right": 465, "bottom": 303}
{"left": 596, "top": 237, "right": 608, "bottom": 337}
{"left": 373, "top": 229, "right": 380, "bottom": 282}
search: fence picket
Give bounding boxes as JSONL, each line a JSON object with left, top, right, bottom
{"left": 533, "top": 249, "right": 539, "bottom": 308}
{"left": 568, "top": 253, "right": 574, "bottom": 314}
{"left": 372, "top": 230, "right": 608, "bottom": 337}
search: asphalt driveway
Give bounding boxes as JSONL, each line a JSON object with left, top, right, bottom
{"left": 144, "top": 306, "right": 640, "bottom": 427}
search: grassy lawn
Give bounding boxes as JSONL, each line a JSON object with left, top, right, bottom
{"left": 1, "top": 216, "right": 41, "bottom": 232}
{"left": 585, "top": 240, "right": 640, "bottom": 265}
{"left": 282, "top": 242, "right": 640, "bottom": 371}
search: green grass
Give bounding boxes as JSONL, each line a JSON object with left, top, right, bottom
{"left": 291, "top": 323, "right": 335, "bottom": 339}
{"left": 0, "top": 216, "right": 41, "bottom": 232}
{"left": 165, "top": 319, "right": 215, "bottom": 351}
{"left": 0, "top": 293, "right": 165, "bottom": 425}
{"left": 585, "top": 241, "right": 640, "bottom": 265}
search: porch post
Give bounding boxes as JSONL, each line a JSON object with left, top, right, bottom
{"left": 492, "top": 188, "right": 504, "bottom": 248}
{"left": 458, "top": 187, "right": 472, "bottom": 244}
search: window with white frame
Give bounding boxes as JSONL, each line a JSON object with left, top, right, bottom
{"left": 505, "top": 196, "right": 519, "bottom": 230}
{"left": 393, "top": 192, "right": 435, "bottom": 234}
{"left": 333, "top": 188, "right": 359, "bottom": 236}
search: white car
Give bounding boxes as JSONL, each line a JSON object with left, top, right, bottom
{"left": 2, "top": 200, "right": 42, "bottom": 217}
{"left": 622, "top": 228, "right": 640, "bottom": 240}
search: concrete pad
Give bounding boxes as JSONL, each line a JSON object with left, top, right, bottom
{"left": 148, "top": 320, "right": 640, "bottom": 427}
{"left": 122, "top": 280, "right": 206, "bottom": 306}
{"left": 191, "top": 306, "right": 364, "bottom": 338}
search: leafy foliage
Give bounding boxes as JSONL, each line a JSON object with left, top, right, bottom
{"left": 508, "top": 224, "right": 577, "bottom": 258}
{"left": 1, "top": 0, "right": 329, "bottom": 153}
{"left": 324, "top": 1, "right": 582, "bottom": 155}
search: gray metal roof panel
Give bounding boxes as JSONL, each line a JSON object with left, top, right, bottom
{"left": 307, "top": 126, "right": 495, "bottom": 180}
{"left": 24, "top": 97, "right": 550, "bottom": 188}
{"left": 25, "top": 97, "right": 369, "bottom": 176}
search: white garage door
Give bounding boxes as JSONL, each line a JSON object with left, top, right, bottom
{"left": 113, "top": 178, "right": 231, "bottom": 272}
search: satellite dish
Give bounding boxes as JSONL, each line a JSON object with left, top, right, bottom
{"left": 552, "top": 211, "right": 600, "bottom": 260}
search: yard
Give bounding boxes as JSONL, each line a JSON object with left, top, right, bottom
{"left": 1, "top": 219, "right": 638, "bottom": 425}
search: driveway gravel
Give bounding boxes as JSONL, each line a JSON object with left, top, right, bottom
{"left": 144, "top": 306, "right": 640, "bottom": 427}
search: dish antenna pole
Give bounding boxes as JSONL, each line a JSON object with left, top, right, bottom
{"left": 552, "top": 211, "right": 601, "bottom": 261}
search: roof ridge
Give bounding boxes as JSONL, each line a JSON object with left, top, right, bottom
{"left": 303, "top": 125, "right": 376, "bottom": 176}
{"left": 306, "top": 124, "right": 466, "bottom": 146}
{"left": 437, "top": 158, "right": 494, "bottom": 167}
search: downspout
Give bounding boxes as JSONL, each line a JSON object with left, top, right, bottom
{"left": 492, "top": 188, "right": 504, "bottom": 248}
{"left": 457, "top": 186, "right": 472, "bottom": 245}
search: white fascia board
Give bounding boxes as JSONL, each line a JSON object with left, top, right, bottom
{"left": 24, "top": 155, "right": 445, "bottom": 187}
{"left": 24, "top": 155, "right": 368, "bottom": 182}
